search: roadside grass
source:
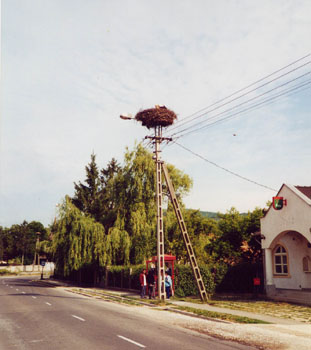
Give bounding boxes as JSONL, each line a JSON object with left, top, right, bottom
{"left": 210, "top": 296, "right": 311, "bottom": 323}
{"left": 174, "top": 295, "right": 311, "bottom": 323}
{"left": 71, "top": 288, "right": 143, "bottom": 306}
{"left": 173, "top": 306, "right": 270, "bottom": 324}
{"left": 68, "top": 287, "right": 311, "bottom": 323}
{"left": 0, "top": 269, "right": 17, "bottom": 276}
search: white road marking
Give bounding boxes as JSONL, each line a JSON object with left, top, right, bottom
{"left": 45, "top": 302, "right": 52, "bottom": 306}
{"left": 22, "top": 292, "right": 26, "bottom": 294}
{"left": 16, "top": 289, "right": 19, "bottom": 291}
{"left": 72, "top": 315, "right": 85, "bottom": 322}
{"left": 32, "top": 296, "right": 37, "bottom": 299}
{"left": 117, "top": 335, "right": 146, "bottom": 348}
{"left": 29, "top": 339, "right": 44, "bottom": 343}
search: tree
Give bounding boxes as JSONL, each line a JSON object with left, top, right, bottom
{"left": 72, "top": 153, "right": 102, "bottom": 221}
{"left": 70, "top": 144, "right": 193, "bottom": 265}
{"left": 53, "top": 196, "right": 107, "bottom": 283}
{"left": 204, "top": 207, "right": 264, "bottom": 265}
{"left": 99, "top": 158, "right": 122, "bottom": 232}
{"left": 166, "top": 209, "right": 217, "bottom": 263}
{"left": 72, "top": 155, "right": 122, "bottom": 233}
{"left": 0, "top": 227, "right": 5, "bottom": 262}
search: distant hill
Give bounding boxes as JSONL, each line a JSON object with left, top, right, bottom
{"left": 187, "top": 210, "right": 247, "bottom": 219}
{"left": 186, "top": 209, "right": 220, "bottom": 219}
{"left": 199, "top": 211, "right": 219, "bottom": 219}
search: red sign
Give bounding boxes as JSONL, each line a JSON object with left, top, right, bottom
{"left": 253, "top": 277, "right": 260, "bottom": 286}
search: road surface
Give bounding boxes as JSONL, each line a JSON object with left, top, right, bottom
{"left": 0, "top": 276, "right": 256, "bottom": 350}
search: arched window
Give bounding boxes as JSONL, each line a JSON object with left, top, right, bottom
{"left": 274, "top": 245, "right": 288, "bottom": 275}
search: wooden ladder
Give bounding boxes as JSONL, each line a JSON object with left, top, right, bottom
{"left": 162, "top": 162, "right": 208, "bottom": 302}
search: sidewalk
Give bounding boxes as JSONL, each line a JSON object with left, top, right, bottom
{"left": 41, "top": 278, "right": 307, "bottom": 325}
{"left": 93, "top": 287, "right": 307, "bottom": 325}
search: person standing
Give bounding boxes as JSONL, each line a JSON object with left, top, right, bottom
{"left": 139, "top": 269, "right": 147, "bottom": 298}
{"left": 147, "top": 268, "right": 156, "bottom": 299}
{"left": 165, "top": 271, "right": 172, "bottom": 299}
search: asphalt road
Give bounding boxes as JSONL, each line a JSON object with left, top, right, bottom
{"left": 0, "top": 276, "right": 256, "bottom": 350}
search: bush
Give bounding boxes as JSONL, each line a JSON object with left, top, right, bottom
{"left": 216, "top": 262, "right": 264, "bottom": 293}
{"left": 174, "top": 264, "right": 217, "bottom": 297}
{"left": 0, "top": 269, "right": 16, "bottom": 276}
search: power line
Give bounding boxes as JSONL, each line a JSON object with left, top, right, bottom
{"left": 174, "top": 142, "right": 277, "bottom": 192}
{"left": 171, "top": 77, "right": 311, "bottom": 139}
{"left": 171, "top": 71, "right": 311, "bottom": 137}
{"left": 166, "top": 54, "right": 311, "bottom": 134}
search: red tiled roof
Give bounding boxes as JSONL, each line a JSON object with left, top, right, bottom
{"left": 295, "top": 186, "right": 311, "bottom": 200}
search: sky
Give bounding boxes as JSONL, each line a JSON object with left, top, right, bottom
{"left": 1, "top": 0, "right": 310, "bottom": 227}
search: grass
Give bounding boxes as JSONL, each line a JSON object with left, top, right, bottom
{"left": 174, "top": 305, "right": 270, "bottom": 324}
{"left": 0, "top": 269, "right": 17, "bottom": 276}
{"left": 208, "top": 297, "right": 311, "bottom": 323}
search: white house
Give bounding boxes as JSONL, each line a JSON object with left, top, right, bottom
{"left": 260, "top": 184, "right": 311, "bottom": 305}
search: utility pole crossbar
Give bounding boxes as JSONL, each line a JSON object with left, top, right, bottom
{"left": 161, "top": 163, "right": 208, "bottom": 302}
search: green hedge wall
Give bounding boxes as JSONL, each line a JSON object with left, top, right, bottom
{"left": 216, "top": 262, "right": 264, "bottom": 293}
{"left": 106, "top": 263, "right": 228, "bottom": 297}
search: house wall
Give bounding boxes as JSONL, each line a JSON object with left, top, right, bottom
{"left": 273, "top": 232, "right": 311, "bottom": 290}
{"left": 261, "top": 184, "right": 311, "bottom": 293}
{"left": 261, "top": 185, "right": 311, "bottom": 249}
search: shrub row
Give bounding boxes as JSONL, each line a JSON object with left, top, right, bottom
{"left": 105, "top": 262, "right": 263, "bottom": 296}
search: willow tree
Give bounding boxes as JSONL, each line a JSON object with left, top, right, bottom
{"left": 106, "top": 226, "right": 131, "bottom": 266}
{"left": 115, "top": 144, "right": 193, "bottom": 264}
{"left": 114, "top": 144, "right": 156, "bottom": 263}
{"left": 69, "top": 144, "right": 193, "bottom": 265}
{"left": 53, "top": 196, "right": 107, "bottom": 284}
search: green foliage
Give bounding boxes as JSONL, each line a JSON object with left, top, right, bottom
{"left": 216, "top": 262, "right": 264, "bottom": 293}
{"left": 0, "top": 221, "right": 48, "bottom": 265}
{"left": 60, "top": 144, "right": 265, "bottom": 293}
{"left": 166, "top": 209, "right": 217, "bottom": 264}
{"left": 175, "top": 306, "right": 270, "bottom": 324}
{"left": 106, "top": 227, "right": 131, "bottom": 265}
{"left": 174, "top": 264, "right": 216, "bottom": 297}
{"left": 53, "top": 196, "right": 107, "bottom": 277}
{"left": 70, "top": 144, "right": 193, "bottom": 265}
{"left": 0, "top": 269, "right": 17, "bottom": 276}
{"left": 205, "top": 207, "right": 264, "bottom": 265}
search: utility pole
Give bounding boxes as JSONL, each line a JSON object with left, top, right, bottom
{"left": 146, "top": 128, "right": 173, "bottom": 301}
{"left": 33, "top": 232, "right": 41, "bottom": 271}
{"left": 122, "top": 106, "right": 207, "bottom": 302}
{"left": 154, "top": 126, "right": 166, "bottom": 301}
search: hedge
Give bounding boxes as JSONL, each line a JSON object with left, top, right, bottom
{"left": 216, "top": 262, "right": 264, "bottom": 293}
{"left": 56, "top": 261, "right": 263, "bottom": 295}
{"left": 105, "top": 263, "right": 228, "bottom": 297}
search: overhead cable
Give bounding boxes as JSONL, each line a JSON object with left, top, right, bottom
{"left": 166, "top": 54, "right": 311, "bottom": 134}
{"left": 174, "top": 142, "right": 277, "bottom": 192}
{"left": 174, "top": 79, "right": 311, "bottom": 139}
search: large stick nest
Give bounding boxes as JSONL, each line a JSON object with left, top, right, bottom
{"left": 135, "top": 106, "right": 177, "bottom": 129}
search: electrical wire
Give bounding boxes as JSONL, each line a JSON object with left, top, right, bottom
{"left": 171, "top": 71, "right": 311, "bottom": 137}
{"left": 173, "top": 142, "right": 277, "bottom": 192}
{"left": 165, "top": 55, "right": 311, "bottom": 134}
{"left": 173, "top": 78, "right": 311, "bottom": 139}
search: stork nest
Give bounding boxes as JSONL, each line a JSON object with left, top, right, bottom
{"left": 135, "top": 106, "right": 177, "bottom": 129}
